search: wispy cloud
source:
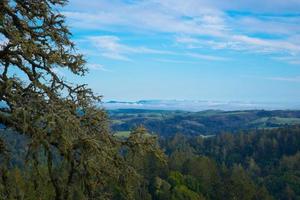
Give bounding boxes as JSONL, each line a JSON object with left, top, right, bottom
{"left": 154, "top": 58, "right": 199, "bottom": 64}
{"left": 213, "top": 0, "right": 300, "bottom": 13}
{"left": 176, "top": 34, "right": 300, "bottom": 52}
{"left": 186, "top": 53, "right": 229, "bottom": 61}
{"left": 86, "top": 63, "right": 110, "bottom": 72}
{"left": 232, "top": 35, "right": 300, "bottom": 53}
{"left": 64, "top": 0, "right": 300, "bottom": 65}
{"left": 88, "top": 36, "right": 130, "bottom": 61}
{"left": 231, "top": 16, "right": 300, "bottom": 36}
{"left": 266, "top": 76, "right": 300, "bottom": 82}
{"left": 88, "top": 36, "right": 173, "bottom": 61}
{"left": 68, "top": 0, "right": 300, "bottom": 14}
{"left": 64, "top": 0, "right": 228, "bottom": 37}
{"left": 273, "top": 56, "right": 300, "bottom": 65}
{"left": 243, "top": 75, "right": 300, "bottom": 83}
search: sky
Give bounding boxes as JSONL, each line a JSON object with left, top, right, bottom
{"left": 61, "top": 0, "right": 300, "bottom": 103}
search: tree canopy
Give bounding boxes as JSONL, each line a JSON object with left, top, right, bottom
{"left": 0, "top": 1, "right": 164, "bottom": 199}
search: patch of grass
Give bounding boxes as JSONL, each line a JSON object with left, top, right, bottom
{"left": 219, "top": 111, "right": 249, "bottom": 116}
{"left": 273, "top": 117, "right": 300, "bottom": 125}
{"left": 111, "top": 119, "right": 124, "bottom": 125}
{"left": 113, "top": 130, "right": 154, "bottom": 139}
{"left": 249, "top": 117, "right": 300, "bottom": 129}
{"left": 114, "top": 131, "right": 131, "bottom": 138}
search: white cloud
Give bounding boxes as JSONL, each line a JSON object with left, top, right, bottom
{"left": 186, "top": 53, "right": 229, "bottom": 61}
{"left": 65, "top": 0, "right": 300, "bottom": 36}
{"left": 154, "top": 58, "right": 199, "bottom": 64}
{"left": 64, "top": 0, "right": 228, "bottom": 37}
{"left": 266, "top": 76, "right": 300, "bottom": 82}
{"left": 273, "top": 56, "right": 300, "bottom": 65}
{"left": 68, "top": 0, "right": 300, "bottom": 14}
{"left": 176, "top": 34, "right": 300, "bottom": 57}
{"left": 89, "top": 36, "right": 130, "bottom": 61}
{"left": 88, "top": 35, "right": 173, "bottom": 61}
{"left": 231, "top": 16, "right": 300, "bottom": 36}
{"left": 175, "top": 36, "right": 204, "bottom": 48}
{"left": 64, "top": 0, "right": 300, "bottom": 64}
{"left": 86, "top": 63, "right": 110, "bottom": 71}
{"left": 231, "top": 35, "right": 300, "bottom": 53}
{"left": 213, "top": 0, "right": 300, "bottom": 13}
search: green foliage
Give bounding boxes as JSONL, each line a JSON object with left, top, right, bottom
{"left": 225, "top": 164, "right": 257, "bottom": 200}
{"left": 0, "top": 1, "right": 164, "bottom": 199}
{"left": 171, "top": 185, "right": 205, "bottom": 200}
{"left": 161, "top": 127, "right": 300, "bottom": 200}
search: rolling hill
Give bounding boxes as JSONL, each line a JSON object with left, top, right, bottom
{"left": 108, "top": 109, "right": 300, "bottom": 136}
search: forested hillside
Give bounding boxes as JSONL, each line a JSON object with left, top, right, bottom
{"left": 160, "top": 126, "right": 300, "bottom": 200}
{"left": 2, "top": 124, "right": 300, "bottom": 199}
{"left": 109, "top": 109, "right": 300, "bottom": 136}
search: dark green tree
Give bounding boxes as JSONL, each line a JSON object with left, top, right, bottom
{"left": 0, "top": 1, "right": 164, "bottom": 199}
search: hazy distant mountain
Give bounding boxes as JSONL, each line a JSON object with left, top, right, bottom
{"left": 103, "top": 100, "right": 300, "bottom": 111}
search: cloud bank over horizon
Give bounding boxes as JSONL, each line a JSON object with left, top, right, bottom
{"left": 103, "top": 99, "right": 300, "bottom": 111}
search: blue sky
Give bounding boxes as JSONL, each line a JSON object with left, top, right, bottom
{"left": 61, "top": 0, "right": 300, "bottom": 102}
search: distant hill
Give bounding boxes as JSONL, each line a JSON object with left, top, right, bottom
{"left": 108, "top": 109, "right": 300, "bottom": 136}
